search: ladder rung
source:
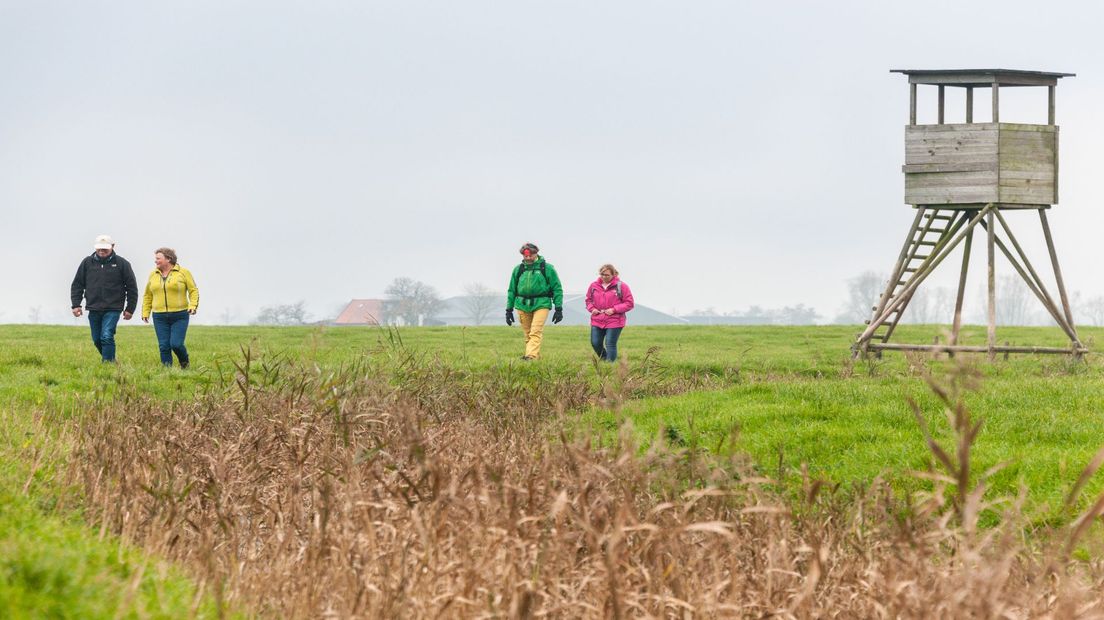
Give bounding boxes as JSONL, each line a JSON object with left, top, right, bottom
{"left": 926, "top": 215, "right": 953, "bottom": 221}
{"left": 913, "top": 255, "right": 930, "bottom": 260}
{"left": 915, "top": 241, "right": 937, "bottom": 246}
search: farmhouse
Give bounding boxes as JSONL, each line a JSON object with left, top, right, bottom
{"left": 333, "top": 299, "right": 384, "bottom": 325}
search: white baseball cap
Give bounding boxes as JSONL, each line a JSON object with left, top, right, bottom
{"left": 93, "top": 234, "right": 115, "bottom": 250}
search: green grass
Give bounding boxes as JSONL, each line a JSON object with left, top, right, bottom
{"left": 0, "top": 493, "right": 212, "bottom": 619}
{"left": 593, "top": 374, "right": 1104, "bottom": 519}
{"left": 2, "top": 323, "right": 1104, "bottom": 613}
{"left": 0, "top": 405, "right": 222, "bottom": 618}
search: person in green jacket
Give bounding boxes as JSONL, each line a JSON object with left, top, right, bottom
{"left": 506, "top": 243, "right": 564, "bottom": 360}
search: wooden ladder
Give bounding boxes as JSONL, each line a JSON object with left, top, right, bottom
{"left": 866, "top": 208, "right": 961, "bottom": 344}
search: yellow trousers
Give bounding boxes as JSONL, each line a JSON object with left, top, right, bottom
{"left": 517, "top": 308, "right": 549, "bottom": 359}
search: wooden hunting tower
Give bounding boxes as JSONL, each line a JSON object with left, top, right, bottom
{"left": 853, "top": 69, "right": 1086, "bottom": 358}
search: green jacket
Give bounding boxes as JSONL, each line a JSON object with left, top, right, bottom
{"left": 507, "top": 258, "right": 564, "bottom": 312}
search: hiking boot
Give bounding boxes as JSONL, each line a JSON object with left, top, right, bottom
{"left": 520, "top": 356, "right": 535, "bottom": 361}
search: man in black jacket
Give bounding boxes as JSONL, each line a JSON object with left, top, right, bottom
{"left": 71, "top": 235, "right": 138, "bottom": 362}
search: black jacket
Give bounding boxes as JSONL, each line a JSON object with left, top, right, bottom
{"left": 70, "top": 252, "right": 139, "bottom": 313}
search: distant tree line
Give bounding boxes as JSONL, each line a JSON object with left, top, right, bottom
{"left": 836, "top": 270, "right": 1104, "bottom": 327}
{"left": 253, "top": 301, "right": 312, "bottom": 326}
{"left": 236, "top": 271, "right": 1104, "bottom": 328}
{"left": 684, "top": 304, "right": 820, "bottom": 325}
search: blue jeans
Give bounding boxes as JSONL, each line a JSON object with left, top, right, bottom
{"left": 590, "top": 326, "right": 623, "bottom": 362}
{"left": 152, "top": 311, "right": 190, "bottom": 367}
{"left": 87, "top": 310, "right": 121, "bottom": 362}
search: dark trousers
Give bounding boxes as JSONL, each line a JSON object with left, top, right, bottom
{"left": 590, "top": 326, "right": 623, "bottom": 362}
{"left": 152, "top": 310, "right": 190, "bottom": 367}
{"left": 87, "top": 310, "right": 121, "bottom": 362}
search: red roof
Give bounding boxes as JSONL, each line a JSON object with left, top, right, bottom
{"left": 334, "top": 299, "right": 383, "bottom": 325}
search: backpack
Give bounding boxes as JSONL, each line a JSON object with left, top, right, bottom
{"left": 592, "top": 281, "right": 623, "bottom": 301}
{"left": 512, "top": 262, "right": 553, "bottom": 300}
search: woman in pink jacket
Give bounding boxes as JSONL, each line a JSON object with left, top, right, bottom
{"left": 585, "top": 264, "right": 635, "bottom": 362}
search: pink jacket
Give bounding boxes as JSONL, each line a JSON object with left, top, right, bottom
{"left": 585, "top": 277, "right": 635, "bottom": 328}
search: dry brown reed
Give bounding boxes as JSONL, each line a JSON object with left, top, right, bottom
{"left": 66, "top": 349, "right": 1104, "bottom": 618}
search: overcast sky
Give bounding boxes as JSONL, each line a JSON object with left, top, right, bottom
{"left": 3, "top": 1, "right": 1103, "bottom": 325}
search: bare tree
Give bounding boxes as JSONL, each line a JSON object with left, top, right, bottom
{"left": 253, "top": 301, "right": 311, "bottom": 325}
{"left": 900, "top": 289, "right": 931, "bottom": 324}
{"left": 995, "top": 275, "right": 1034, "bottom": 326}
{"left": 902, "top": 286, "right": 956, "bottom": 324}
{"left": 27, "top": 306, "right": 42, "bottom": 324}
{"left": 1079, "top": 295, "right": 1104, "bottom": 327}
{"left": 461, "top": 282, "right": 499, "bottom": 326}
{"left": 834, "top": 271, "right": 886, "bottom": 324}
{"left": 933, "top": 286, "right": 959, "bottom": 324}
{"left": 384, "top": 277, "right": 441, "bottom": 326}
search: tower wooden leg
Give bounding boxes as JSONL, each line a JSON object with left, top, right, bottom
{"left": 1039, "top": 209, "right": 1084, "bottom": 354}
{"left": 951, "top": 220, "right": 974, "bottom": 346}
{"left": 986, "top": 210, "right": 997, "bottom": 362}
{"left": 981, "top": 214, "right": 1079, "bottom": 343}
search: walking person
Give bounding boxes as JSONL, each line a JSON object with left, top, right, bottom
{"left": 70, "top": 235, "right": 139, "bottom": 363}
{"left": 505, "top": 243, "right": 564, "bottom": 360}
{"left": 141, "top": 248, "right": 200, "bottom": 368}
{"left": 585, "top": 264, "right": 634, "bottom": 362}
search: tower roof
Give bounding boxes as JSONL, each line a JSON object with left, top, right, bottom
{"left": 891, "top": 69, "right": 1074, "bottom": 87}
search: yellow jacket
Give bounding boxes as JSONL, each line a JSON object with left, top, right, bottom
{"left": 142, "top": 265, "right": 200, "bottom": 318}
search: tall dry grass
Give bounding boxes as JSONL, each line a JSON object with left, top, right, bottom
{"left": 66, "top": 347, "right": 1104, "bottom": 618}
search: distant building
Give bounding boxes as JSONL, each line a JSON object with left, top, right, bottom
{"left": 334, "top": 299, "right": 384, "bottom": 325}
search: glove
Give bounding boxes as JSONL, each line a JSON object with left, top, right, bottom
{"left": 552, "top": 308, "right": 563, "bottom": 324}
{"left": 505, "top": 309, "right": 514, "bottom": 326}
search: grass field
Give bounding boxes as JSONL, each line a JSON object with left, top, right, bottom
{"left": 3, "top": 323, "right": 1104, "bottom": 616}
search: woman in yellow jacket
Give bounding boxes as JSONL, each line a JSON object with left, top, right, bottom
{"left": 141, "top": 247, "right": 200, "bottom": 368}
